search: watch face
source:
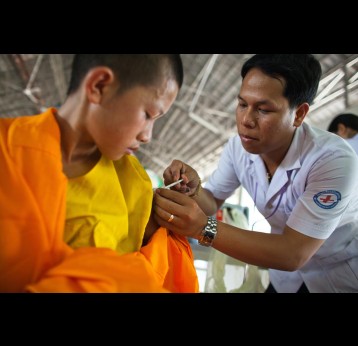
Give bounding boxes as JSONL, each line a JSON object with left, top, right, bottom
{"left": 198, "top": 236, "right": 211, "bottom": 247}
{"left": 199, "top": 217, "right": 217, "bottom": 247}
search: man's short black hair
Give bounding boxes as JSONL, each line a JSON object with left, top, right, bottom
{"left": 241, "top": 54, "right": 322, "bottom": 109}
{"left": 327, "top": 113, "right": 358, "bottom": 133}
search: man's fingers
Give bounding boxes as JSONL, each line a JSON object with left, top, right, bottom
{"left": 155, "top": 188, "right": 189, "bottom": 206}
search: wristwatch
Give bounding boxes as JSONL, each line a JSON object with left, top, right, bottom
{"left": 198, "top": 216, "right": 218, "bottom": 247}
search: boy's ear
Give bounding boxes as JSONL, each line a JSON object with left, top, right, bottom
{"left": 84, "top": 67, "right": 115, "bottom": 104}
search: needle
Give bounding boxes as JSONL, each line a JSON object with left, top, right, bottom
{"left": 164, "top": 179, "right": 183, "bottom": 189}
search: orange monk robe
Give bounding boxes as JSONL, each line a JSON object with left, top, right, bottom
{"left": 0, "top": 108, "right": 199, "bottom": 293}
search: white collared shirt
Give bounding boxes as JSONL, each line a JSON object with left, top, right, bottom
{"left": 205, "top": 123, "right": 358, "bottom": 292}
{"left": 346, "top": 133, "right": 358, "bottom": 156}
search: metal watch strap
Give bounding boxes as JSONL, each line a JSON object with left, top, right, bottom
{"left": 198, "top": 216, "right": 218, "bottom": 247}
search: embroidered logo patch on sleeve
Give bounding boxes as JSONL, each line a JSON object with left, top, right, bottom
{"left": 313, "top": 190, "right": 341, "bottom": 209}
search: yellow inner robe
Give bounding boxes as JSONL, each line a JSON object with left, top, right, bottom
{"left": 65, "top": 154, "right": 152, "bottom": 254}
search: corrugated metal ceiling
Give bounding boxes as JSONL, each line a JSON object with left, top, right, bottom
{"left": 1, "top": 54, "right": 357, "bottom": 182}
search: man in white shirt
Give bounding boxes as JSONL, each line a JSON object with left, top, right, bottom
{"left": 328, "top": 113, "right": 358, "bottom": 155}
{"left": 153, "top": 54, "right": 358, "bottom": 293}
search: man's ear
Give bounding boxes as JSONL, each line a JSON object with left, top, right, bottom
{"left": 337, "top": 123, "right": 348, "bottom": 138}
{"left": 83, "top": 67, "right": 115, "bottom": 104}
{"left": 293, "top": 103, "right": 309, "bottom": 127}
